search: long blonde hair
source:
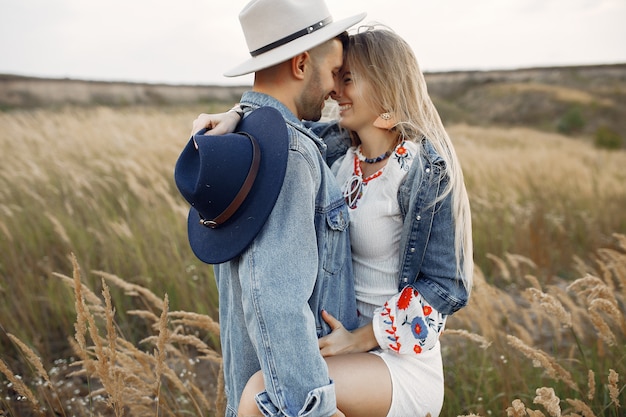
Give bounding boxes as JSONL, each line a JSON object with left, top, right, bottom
{"left": 346, "top": 25, "right": 473, "bottom": 292}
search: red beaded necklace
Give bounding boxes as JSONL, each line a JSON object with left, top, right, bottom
{"left": 343, "top": 154, "right": 385, "bottom": 209}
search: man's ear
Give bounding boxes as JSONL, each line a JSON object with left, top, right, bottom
{"left": 290, "top": 51, "right": 310, "bottom": 81}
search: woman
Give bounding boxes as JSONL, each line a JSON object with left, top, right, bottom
{"left": 196, "top": 25, "right": 473, "bottom": 417}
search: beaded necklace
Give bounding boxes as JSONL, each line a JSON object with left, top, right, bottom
{"left": 355, "top": 145, "right": 392, "bottom": 164}
{"left": 355, "top": 138, "right": 401, "bottom": 164}
{"left": 343, "top": 154, "right": 385, "bottom": 209}
{"left": 343, "top": 139, "right": 409, "bottom": 209}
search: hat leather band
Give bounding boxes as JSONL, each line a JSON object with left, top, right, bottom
{"left": 199, "top": 132, "right": 261, "bottom": 229}
{"left": 249, "top": 16, "right": 333, "bottom": 57}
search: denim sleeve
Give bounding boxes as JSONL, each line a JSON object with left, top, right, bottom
{"left": 412, "top": 172, "right": 469, "bottom": 315}
{"left": 304, "top": 120, "right": 351, "bottom": 168}
{"left": 238, "top": 149, "right": 337, "bottom": 417}
{"left": 398, "top": 157, "right": 469, "bottom": 315}
{"left": 255, "top": 383, "right": 338, "bottom": 417}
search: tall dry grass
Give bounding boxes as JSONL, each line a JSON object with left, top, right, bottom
{"left": 1, "top": 241, "right": 623, "bottom": 416}
{"left": 2, "top": 252, "right": 223, "bottom": 416}
{"left": 0, "top": 106, "right": 625, "bottom": 416}
{"left": 444, "top": 232, "right": 625, "bottom": 415}
{"left": 0, "top": 105, "right": 223, "bottom": 363}
{"left": 450, "top": 124, "right": 626, "bottom": 281}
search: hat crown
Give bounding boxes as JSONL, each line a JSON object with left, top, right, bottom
{"left": 180, "top": 133, "right": 255, "bottom": 223}
{"left": 239, "top": 0, "right": 331, "bottom": 53}
{"left": 225, "top": 0, "right": 365, "bottom": 77}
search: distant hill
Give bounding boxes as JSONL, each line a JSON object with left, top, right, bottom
{"left": 1, "top": 63, "right": 625, "bottom": 142}
{"left": 0, "top": 74, "right": 248, "bottom": 109}
{"left": 425, "top": 64, "right": 626, "bottom": 142}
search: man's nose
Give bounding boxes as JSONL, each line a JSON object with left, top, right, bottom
{"left": 330, "top": 82, "right": 342, "bottom": 101}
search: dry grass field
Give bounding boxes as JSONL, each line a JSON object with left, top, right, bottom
{"left": 0, "top": 65, "right": 625, "bottom": 416}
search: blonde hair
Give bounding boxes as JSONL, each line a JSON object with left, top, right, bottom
{"left": 346, "top": 25, "right": 473, "bottom": 292}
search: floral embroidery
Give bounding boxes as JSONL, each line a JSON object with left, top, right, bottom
{"left": 380, "top": 302, "right": 401, "bottom": 352}
{"left": 375, "top": 286, "right": 447, "bottom": 356}
{"left": 394, "top": 141, "right": 412, "bottom": 171}
{"left": 397, "top": 286, "right": 416, "bottom": 310}
{"left": 410, "top": 316, "right": 428, "bottom": 338}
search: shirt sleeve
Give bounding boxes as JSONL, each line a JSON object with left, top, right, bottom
{"left": 372, "top": 286, "right": 447, "bottom": 355}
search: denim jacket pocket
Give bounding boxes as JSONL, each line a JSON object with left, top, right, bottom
{"left": 321, "top": 203, "right": 350, "bottom": 275}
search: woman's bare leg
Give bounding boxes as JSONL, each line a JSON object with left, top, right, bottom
{"left": 238, "top": 371, "right": 265, "bottom": 416}
{"left": 237, "top": 353, "right": 392, "bottom": 417}
{"left": 326, "top": 353, "right": 392, "bottom": 417}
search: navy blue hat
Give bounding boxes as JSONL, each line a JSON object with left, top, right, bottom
{"left": 174, "top": 106, "right": 289, "bottom": 264}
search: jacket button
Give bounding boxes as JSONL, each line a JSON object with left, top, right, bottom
{"left": 410, "top": 247, "right": 416, "bottom": 253}
{"left": 416, "top": 215, "right": 421, "bottom": 221}
{"left": 425, "top": 168, "right": 430, "bottom": 173}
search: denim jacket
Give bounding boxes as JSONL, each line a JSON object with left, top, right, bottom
{"left": 308, "top": 121, "right": 469, "bottom": 316}
{"left": 215, "top": 92, "right": 358, "bottom": 417}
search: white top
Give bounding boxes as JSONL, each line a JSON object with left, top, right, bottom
{"left": 334, "top": 139, "right": 447, "bottom": 416}
{"left": 334, "top": 140, "right": 418, "bottom": 324}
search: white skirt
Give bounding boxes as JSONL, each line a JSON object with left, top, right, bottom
{"left": 370, "top": 341, "right": 444, "bottom": 417}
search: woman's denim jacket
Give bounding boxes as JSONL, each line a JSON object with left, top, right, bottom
{"left": 310, "top": 121, "right": 470, "bottom": 316}
{"left": 215, "top": 92, "right": 358, "bottom": 417}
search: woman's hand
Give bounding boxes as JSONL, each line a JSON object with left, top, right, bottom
{"left": 318, "top": 310, "right": 377, "bottom": 357}
{"left": 190, "top": 110, "right": 241, "bottom": 136}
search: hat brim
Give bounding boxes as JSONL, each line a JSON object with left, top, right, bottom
{"left": 185, "top": 107, "right": 289, "bottom": 264}
{"left": 224, "top": 12, "right": 366, "bottom": 77}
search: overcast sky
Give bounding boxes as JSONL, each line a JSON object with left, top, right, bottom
{"left": 1, "top": 0, "right": 624, "bottom": 86}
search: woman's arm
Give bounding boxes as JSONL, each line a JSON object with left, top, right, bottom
{"left": 318, "top": 287, "right": 446, "bottom": 357}
{"left": 304, "top": 120, "right": 352, "bottom": 168}
{"left": 189, "top": 104, "right": 243, "bottom": 136}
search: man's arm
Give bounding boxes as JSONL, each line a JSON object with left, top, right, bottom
{"left": 238, "top": 147, "right": 339, "bottom": 417}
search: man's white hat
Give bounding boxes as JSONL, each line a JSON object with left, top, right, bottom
{"left": 224, "top": 0, "right": 366, "bottom": 77}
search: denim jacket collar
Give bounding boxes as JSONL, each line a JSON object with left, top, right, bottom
{"left": 240, "top": 91, "right": 328, "bottom": 155}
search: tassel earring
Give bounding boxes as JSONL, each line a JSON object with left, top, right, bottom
{"left": 373, "top": 112, "right": 396, "bottom": 130}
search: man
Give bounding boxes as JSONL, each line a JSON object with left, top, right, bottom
{"left": 176, "top": 1, "right": 365, "bottom": 416}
